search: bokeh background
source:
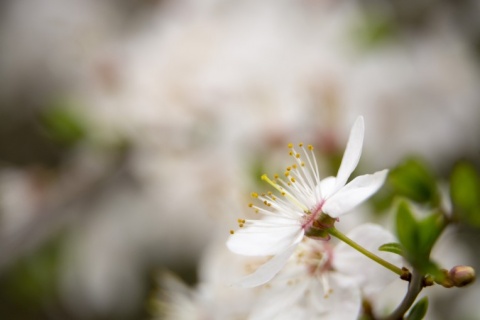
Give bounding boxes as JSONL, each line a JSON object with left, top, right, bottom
{"left": 0, "top": 0, "right": 480, "bottom": 319}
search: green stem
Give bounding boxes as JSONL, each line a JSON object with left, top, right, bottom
{"left": 327, "top": 227, "right": 403, "bottom": 276}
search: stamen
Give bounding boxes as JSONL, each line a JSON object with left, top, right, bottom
{"left": 261, "top": 174, "right": 308, "bottom": 212}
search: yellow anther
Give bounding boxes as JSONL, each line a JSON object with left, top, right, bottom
{"left": 289, "top": 151, "right": 293, "bottom": 156}
{"left": 272, "top": 196, "right": 276, "bottom": 200}
{"left": 308, "top": 144, "right": 314, "bottom": 150}
{"left": 274, "top": 174, "right": 279, "bottom": 179}
{"left": 248, "top": 203, "right": 253, "bottom": 207}
{"left": 255, "top": 209, "right": 259, "bottom": 213}
{"left": 298, "top": 143, "right": 304, "bottom": 147}
{"left": 295, "top": 153, "right": 301, "bottom": 158}
{"left": 281, "top": 192, "right": 286, "bottom": 196}
{"left": 286, "top": 166, "right": 291, "bottom": 171}
{"left": 292, "top": 164, "right": 297, "bottom": 169}
{"left": 284, "top": 171, "right": 290, "bottom": 177}
{"left": 301, "top": 162, "right": 305, "bottom": 166}
{"left": 263, "top": 200, "right": 268, "bottom": 205}
{"left": 288, "top": 143, "right": 293, "bottom": 148}
{"left": 291, "top": 177, "right": 296, "bottom": 183}
{"left": 230, "top": 230, "right": 235, "bottom": 234}
{"left": 239, "top": 223, "right": 244, "bottom": 228}
{"left": 288, "top": 182, "right": 292, "bottom": 186}
{"left": 267, "top": 191, "right": 273, "bottom": 195}
{"left": 251, "top": 192, "right": 258, "bottom": 198}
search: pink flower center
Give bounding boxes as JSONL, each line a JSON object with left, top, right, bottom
{"left": 301, "top": 199, "right": 325, "bottom": 231}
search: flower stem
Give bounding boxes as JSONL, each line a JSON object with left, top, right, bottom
{"left": 327, "top": 227, "right": 403, "bottom": 276}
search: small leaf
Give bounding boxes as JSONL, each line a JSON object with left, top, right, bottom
{"left": 396, "top": 200, "right": 419, "bottom": 256}
{"left": 417, "top": 212, "right": 444, "bottom": 255}
{"left": 406, "top": 297, "right": 429, "bottom": 320}
{"left": 395, "top": 201, "right": 441, "bottom": 271}
{"left": 378, "top": 242, "right": 404, "bottom": 256}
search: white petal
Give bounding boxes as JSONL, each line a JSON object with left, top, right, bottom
{"left": 226, "top": 218, "right": 303, "bottom": 256}
{"left": 334, "top": 116, "right": 364, "bottom": 192}
{"left": 322, "top": 169, "right": 388, "bottom": 218}
{"left": 235, "top": 244, "right": 299, "bottom": 287}
{"left": 319, "top": 176, "right": 336, "bottom": 199}
{"left": 309, "top": 274, "right": 361, "bottom": 320}
{"left": 333, "top": 223, "right": 402, "bottom": 297}
{"left": 249, "top": 274, "right": 309, "bottom": 319}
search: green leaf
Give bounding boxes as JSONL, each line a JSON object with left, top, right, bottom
{"left": 406, "top": 297, "right": 429, "bottom": 320}
{"left": 417, "top": 212, "right": 444, "bottom": 254}
{"left": 395, "top": 201, "right": 445, "bottom": 271}
{"left": 450, "top": 162, "right": 480, "bottom": 227}
{"left": 378, "top": 242, "right": 404, "bottom": 256}
{"left": 395, "top": 200, "right": 419, "bottom": 256}
{"left": 41, "top": 102, "right": 86, "bottom": 146}
{"left": 389, "top": 158, "right": 439, "bottom": 205}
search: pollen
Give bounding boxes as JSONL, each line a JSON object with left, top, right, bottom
{"left": 230, "top": 230, "right": 235, "bottom": 234}
{"left": 291, "top": 177, "right": 296, "bottom": 183}
{"left": 298, "top": 143, "right": 304, "bottom": 147}
{"left": 274, "top": 174, "right": 279, "bottom": 179}
{"left": 251, "top": 192, "right": 258, "bottom": 198}
{"left": 284, "top": 171, "right": 290, "bottom": 177}
{"left": 295, "top": 153, "right": 301, "bottom": 158}
{"left": 324, "top": 289, "right": 333, "bottom": 299}
{"left": 288, "top": 143, "right": 293, "bottom": 148}
{"left": 308, "top": 144, "right": 314, "bottom": 150}
{"left": 248, "top": 203, "right": 253, "bottom": 207}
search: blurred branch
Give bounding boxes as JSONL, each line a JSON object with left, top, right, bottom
{"left": 0, "top": 151, "right": 131, "bottom": 272}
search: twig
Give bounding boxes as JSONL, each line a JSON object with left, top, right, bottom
{"left": 385, "top": 270, "right": 424, "bottom": 320}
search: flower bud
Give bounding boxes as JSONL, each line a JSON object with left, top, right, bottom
{"left": 449, "top": 265, "right": 476, "bottom": 287}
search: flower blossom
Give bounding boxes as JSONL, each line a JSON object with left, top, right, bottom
{"left": 226, "top": 116, "right": 388, "bottom": 286}
{"left": 249, "top": 224, "right": 401, "bottom": 320}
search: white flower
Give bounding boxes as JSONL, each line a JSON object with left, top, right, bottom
{"left": 249, "top": 224, "right": 401, "bottom": 320}
{"left": 226, "top": 116, "right": 388, "bottom": 286}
